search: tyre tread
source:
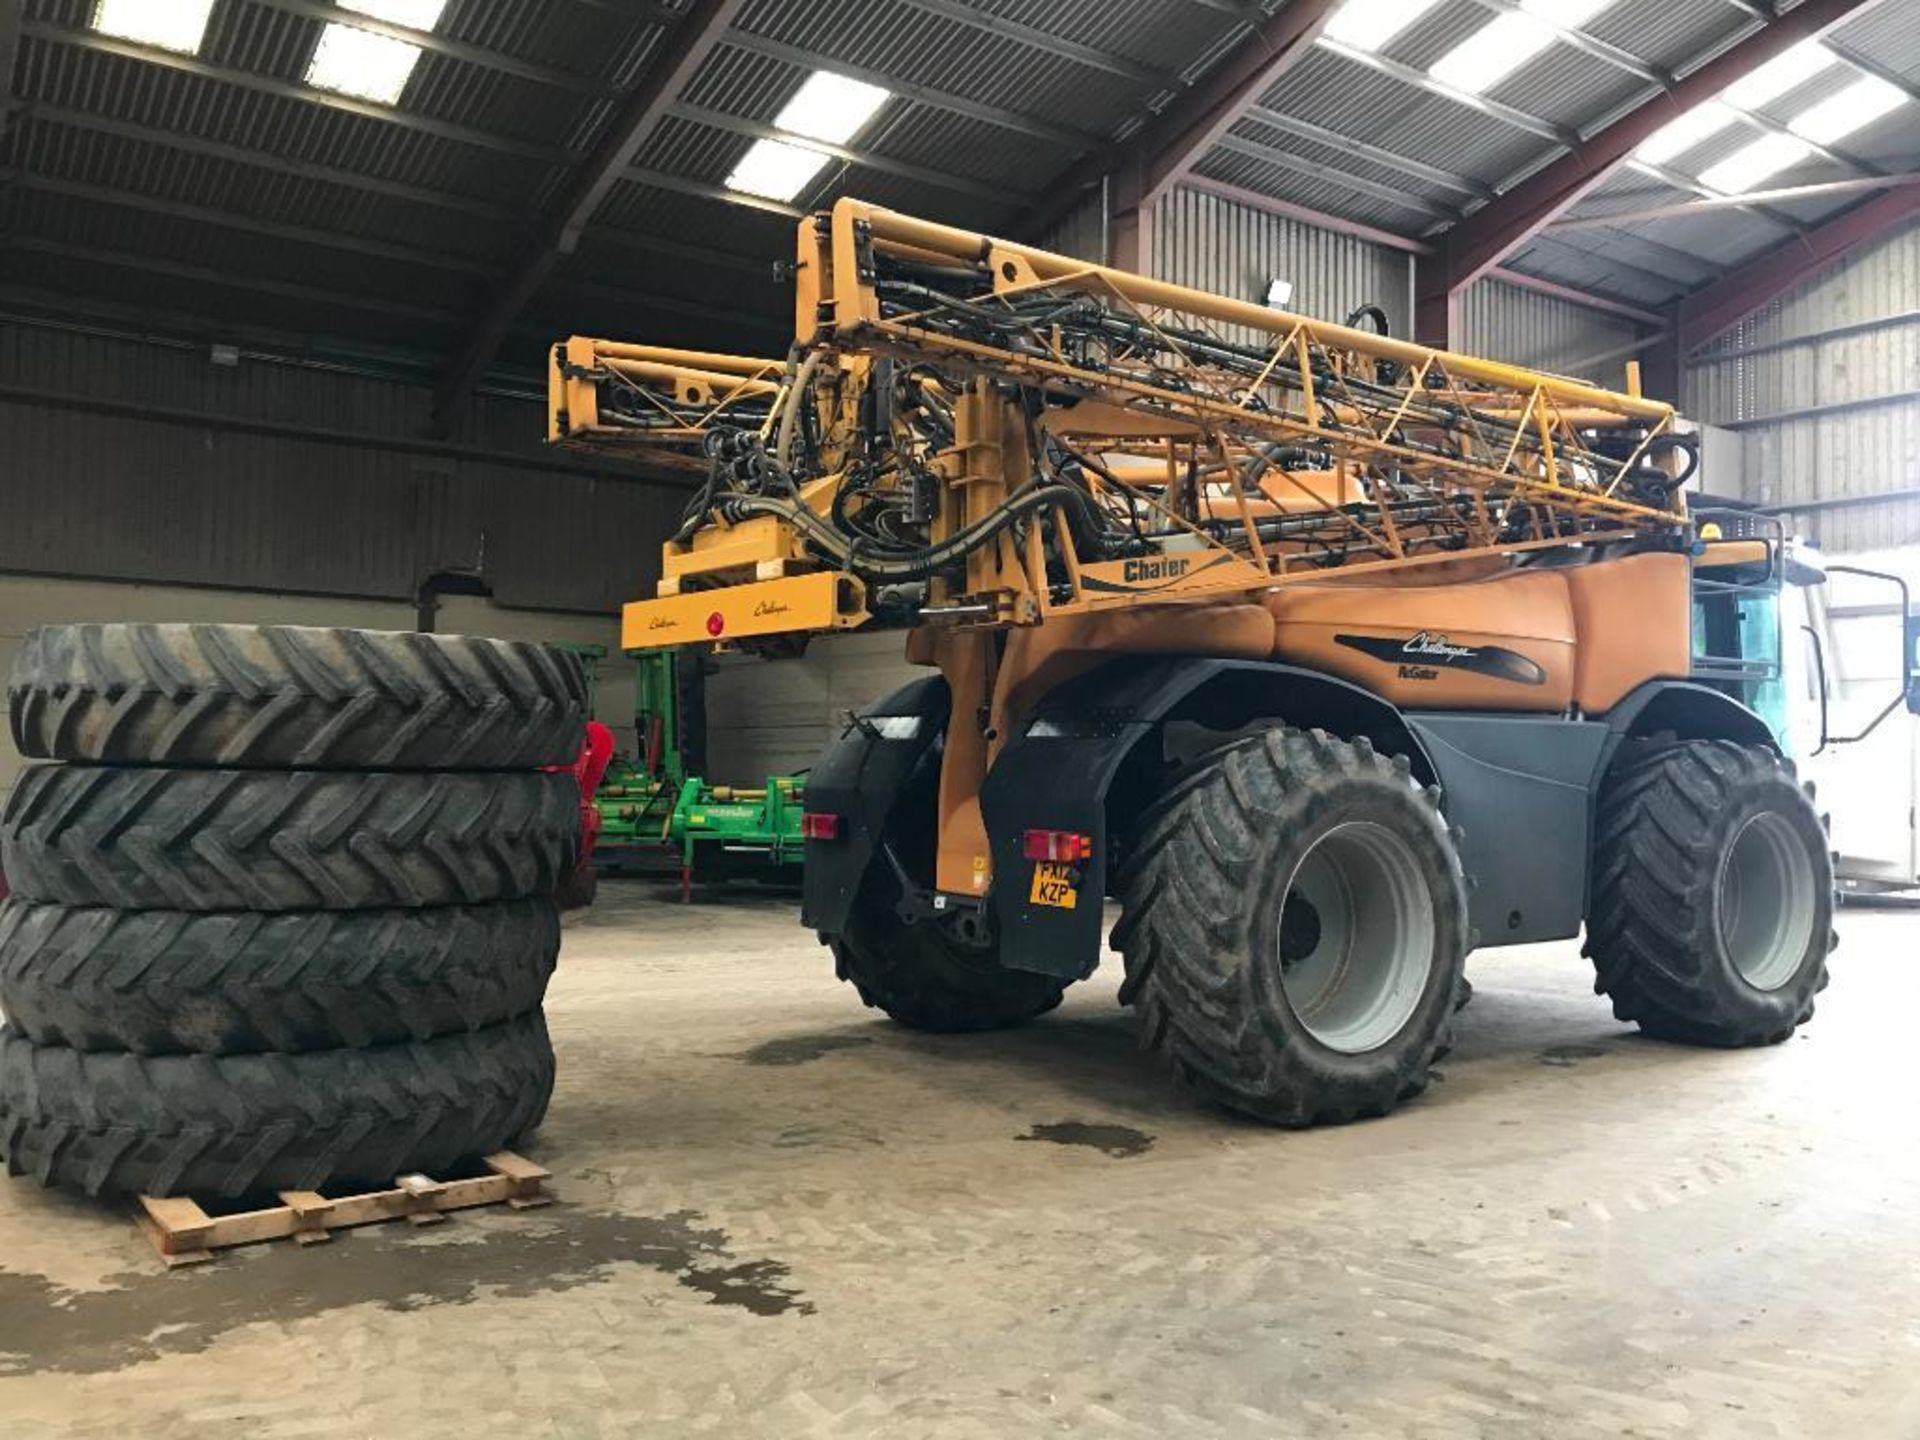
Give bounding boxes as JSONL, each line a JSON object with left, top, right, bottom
{"left": 1115, "top": 727, "right": 1466, "bottom": 1126}
{"left": 0, "top": 1016, "right": 554, "bottom": 1197}
{"left": 1584, "top": 740, "right": 1833, "bottom": 1047}
{"left": 9, "top": 623, "right": 586, "bottom": 769}
{"left": 1, "top": 767, "right": 578, "bottom": 911}
{"left": 0, "top": 898, "right": 558, "bottom": 1054}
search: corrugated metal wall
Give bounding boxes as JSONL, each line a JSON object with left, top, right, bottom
{"left": 0, "top": 319, "right": 686, "bottom": 611}
{"left": 1036, "top": 190, "right": 1106, "bottom": 265}
{"left": 1458, "top": 279, "right": 1646, "bottom": 385}
{"left": 1684, "top": 218, "right": 1920, "bottom": 554}
{"left": 1152, "top": 187, "right": 1412, "bottom": 335}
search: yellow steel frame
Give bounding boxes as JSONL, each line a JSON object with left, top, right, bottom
{"left": 553, "top": 200, "right": 1699, "bottom": 898}
{"left": 552, "top": 200, "right": 1689, "bottom": 659}
{"left": 548, "top": 339, "right": 785, "bottom": 471}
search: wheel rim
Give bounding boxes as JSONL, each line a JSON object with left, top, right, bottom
{"left": 1718, "top": 810, "right": 1817, "bottom": 991}
{"left": 1275, "top": 821, "right": 1436, "bottom": 1054}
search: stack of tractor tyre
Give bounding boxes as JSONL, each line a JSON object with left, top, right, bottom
{"left": 0, "top": 623, "right": 586, "bottom": 1199}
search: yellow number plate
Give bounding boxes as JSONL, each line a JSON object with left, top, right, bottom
{"left": 1029, "top": 862, "right": 1078, "bottom": 910}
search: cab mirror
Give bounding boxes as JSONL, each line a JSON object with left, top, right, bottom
{"left": 1908, "top": 618, "right": 1920, "bottom": 715}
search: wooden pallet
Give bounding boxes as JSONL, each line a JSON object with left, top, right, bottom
{"left": 136, "top": 1152, "right": 552, "bottom": 1267}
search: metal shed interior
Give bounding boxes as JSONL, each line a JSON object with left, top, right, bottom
{"left": 3, "top": 8, "right": 1920, "bottom": 1435}
{"left": 1, "top": 0, "right": 1917, "bottom": 773}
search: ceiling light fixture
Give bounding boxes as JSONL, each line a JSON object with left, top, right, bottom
{"left": 1789, "top": 74, "right": 1907, "bottom": 146}
{"left": 772, "top": 72, "right": 891, "bottom": 145}
{"left": 1427, "top": 0, "right": 1615, "bottom": 98}
{"left": 92, "top": 0, "right": 217, "bottom": 53}
{"left": 304, "top": 0, "right": 448, "bottom": 104}
{"left": 1698, "top": 132, "right": 1815, "bottom": 194}
{"left": 1320, "top": 0, "right": 1444, "bottom": 55}
{"left": 1722, "top": 39, "right": 1836, "bottom": 111}
{"left": 725, "top": 139, "right": 833, "bottom": 203}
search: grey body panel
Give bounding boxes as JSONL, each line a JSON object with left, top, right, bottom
{"left": 1405, "top": 714, "right": 1612, "bottom": 945}
{"left": 801, "top": 660, "right": 1779, "bottom": 978}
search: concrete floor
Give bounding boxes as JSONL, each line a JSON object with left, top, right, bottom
{"left": 1, "top": 882, "right": 1916, "bottom": 1438}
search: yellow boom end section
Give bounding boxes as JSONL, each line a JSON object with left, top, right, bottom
{"left": 623, "top": 573, "right": 870, "bottom": 652}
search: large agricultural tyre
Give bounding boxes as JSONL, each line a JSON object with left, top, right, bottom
{"left": 833, "top": 888, "right": 1070, "bottom": 1034}
{"left": 1585, "top": 739, "right": 1834, "bottom": 1046}
{"left": 829, "top": 744, "right": 1067, "bottom": 1033}
{"left": 7, "top": 623, "right": 586, "bottom": 770}
{"left": 0, "top": 1013, "right": 556, "bottom": 1198}
{"left": 1, "top": 766, "right": 578, "bottom": 911}
{"left": 0, "top": 898, "right": 558, "bottom": 1055}
{"left": 1114, "top": 727, "right": 1468, "bottom": 1127}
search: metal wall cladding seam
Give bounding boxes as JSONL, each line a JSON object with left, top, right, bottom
{"left": 0, "top": 321, "right": 683, "bottom": 611}
{"left": 1684, "top": 218, "right": 1920, "bottom": 551}
{"left": 1150, "top": 186, "right": 1412, "bottom": 346}
{"left": 1458, "top": 278, "right": 1644, "bottom": 385}
{"left": 1739, "top": 406, "right": 1920, "bottom": 554}
{"left": 1036, "top": 190, "right": 1105, "bottom": 264}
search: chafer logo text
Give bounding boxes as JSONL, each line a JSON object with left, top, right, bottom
{"left": 1123, "top": 556, "right": 1190, "bottom": 584}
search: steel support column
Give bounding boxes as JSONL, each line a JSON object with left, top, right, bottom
{"left": 1640, "top": 304, "right": 1684, "bottom": 405}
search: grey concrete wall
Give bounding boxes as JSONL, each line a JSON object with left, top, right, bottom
{"left": 702, "top": 632, "right": 924, "bottom": 784}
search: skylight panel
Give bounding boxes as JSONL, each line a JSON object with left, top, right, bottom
{"left": 1722, "top": 40, "right": 1836, "bottom": 110}
{"left": 1698, "top": 132, "right": 1814, "bottom": 194}
{"left": 1427, "top": 0, "right": 1615, "bottom": 97}
{"left": 305, "top": 1, "right": 447, "bottom": 104}
{"left": 337, "top": 0, "right": 449, "bottom": 24}
{"left": 308, "top": 25, "right": 424, "bottom": 103}
{"left": 1635, "top": 100, "right": 1738, "bottom": 165}
{"left": 725, "top": 139, "right": 832, "bottom": 203}
{"left": 772, "top": 73, "right": 891, "bottom": 146}
{"left": 1321, "top": 0, "right": 1443, "bottom": 54}
{"left": 92, "top": 0, "right": 216, "bottom": 54}
{"left": 1789, "top": 75, "right": 1907, "bottom": 146}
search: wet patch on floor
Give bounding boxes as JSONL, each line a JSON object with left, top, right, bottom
{"left": 734, "top": 1032, "right": 874, "bottom": 1067}
{"left": 681, "top": 1259, "right": 813, "bottom": 1317}
{"left": 1018, "top": 1121, "right": 1155, "bottom": 1158}
{"left": 1540, "top": 1043, "right": 1610, "bottom": 1067}
{"left": 0, "top": 1206, "right": 811, "bottom": 1376}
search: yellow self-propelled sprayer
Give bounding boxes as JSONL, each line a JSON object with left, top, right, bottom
{"left": 550, "top": 198, "right": 1857, "bottom": 1129}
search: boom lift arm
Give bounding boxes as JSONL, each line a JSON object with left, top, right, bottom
{"left": 555, "top": 199, "right": 1691, "bottom": 653}
{"left": 551, "top": 199, "right": 1697, "bottom": 902}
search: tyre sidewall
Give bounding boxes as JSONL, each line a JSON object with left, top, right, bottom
{"left": 1242, "top": 771, "right": 1467, "bottom": 1096}
{"left": 1696, "top": 771, "right": 1833, "bottom": 1029}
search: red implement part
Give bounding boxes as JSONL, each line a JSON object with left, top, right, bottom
{"left": 552, "top": 721, "right": 615, "bottom": 910}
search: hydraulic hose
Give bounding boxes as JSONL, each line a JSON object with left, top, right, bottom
{"left": 775, "top": 348, "right": 824, "bottom": 470}
{"left": 711, "top": 481, "right": 1101, "bottom": 583}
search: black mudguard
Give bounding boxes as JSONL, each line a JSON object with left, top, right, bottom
{"left": 800, "top": 674, "right": 948, "bottom": 935}
{"left": 982, "top": 657, "right": 1434, "bottom": 979}
{"left": 1602, "top": 678, "right": 1779, "bottom": 753}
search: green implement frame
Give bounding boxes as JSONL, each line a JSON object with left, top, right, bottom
{"left": 590, "top": 648, "right": 807, "bottom": 895}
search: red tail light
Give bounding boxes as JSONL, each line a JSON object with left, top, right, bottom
{"left": 801, "top": 812, "right": 842, "bottom": 841}
{"left": 1023, "top": 828, "right": 1092, "bottom": 863}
